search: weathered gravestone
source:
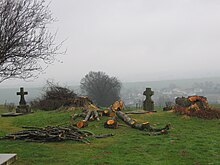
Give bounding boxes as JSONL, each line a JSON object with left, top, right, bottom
{"left": 143, "top": 88, "right": 154, "bottom": 111}
{"left": 0, "top": 154, "right": 17, "bottom": 165}
{"left": 16, "top": 87, "right": 31, "bottom": 113}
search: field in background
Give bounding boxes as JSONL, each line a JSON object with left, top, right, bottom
{"left": 0, "top": 106, "right": 220, "bottom": 165}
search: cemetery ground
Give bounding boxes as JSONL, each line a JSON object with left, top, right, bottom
{"left": 0, "top": 106, "right": 220, "bottom": 165}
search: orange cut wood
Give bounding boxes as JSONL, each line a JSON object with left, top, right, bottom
{"left": 112, "top": 101, "right": 120, "bottom": 111}
{"left": 107, "top": 119, "right": 115, "bottom": 125}
{"left": 130, "top": 121, "right": 135, "bottom": 125}
{"left": 104, "top": 110, "right": 109, "bottom": 114}
{"left": 119, "top": 100, "right": 123, "bottom": 110}
{"left": 76, "top": 120, "right": 85, "bottom": 128}
{"left": 188, "top": 95, "right": 207, "bottom": 103}
{"left": 109, "top": 112, "right": 116, "bottom": 117}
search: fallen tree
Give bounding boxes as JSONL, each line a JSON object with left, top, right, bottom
{"left": 116, "top": 111, "right": 170, "bottom": 134}
{"left": 71, "top": 100, "right": 170, "bottom": 135}
{"left": 125, "top": 110, "right": 156, "bottom": 114}
{"left": 71, "top": 100, "right": 123, "bottom": 128}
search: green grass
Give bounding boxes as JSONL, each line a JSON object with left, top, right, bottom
{"left": 0, "top": 107, "right": 220, "bottom": 165}
{"left": 0, "top": 105, "right": 9, "bottom": 113}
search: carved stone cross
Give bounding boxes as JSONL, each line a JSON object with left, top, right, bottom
{"left": 143, "top": 88, "right": 154, "bottom": 111}
{"left": 17, "top": 87, "right": 28, "bottom": 105}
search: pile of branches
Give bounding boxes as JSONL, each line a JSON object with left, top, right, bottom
{"left": 174, "top": 95, "right": 220, "bottom": 119}
{"left": 31, "top": 81, "right": 77, "bottom": 110}
{"left": 174, "top": 105, "right": 220, "bottom": 119}
{"left": 0, "top": 126, "right": 113, "bottom": 143}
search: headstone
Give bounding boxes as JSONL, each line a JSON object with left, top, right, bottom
{"left": 143, "top": 88, "right": 154, "bottom": 111}
{"left": 0, "top": 154, "right": 17, "bottom": 165}
{"left": 16, "top": 87, "right": 31, "bottom": 113}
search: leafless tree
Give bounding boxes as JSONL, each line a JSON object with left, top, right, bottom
{"left": 0, "top": 0, "right": 62, "bottom": 82}
{"left": 80, "top": 71, "right": 121, "bottom": 107}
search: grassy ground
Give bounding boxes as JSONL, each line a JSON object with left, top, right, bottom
{"left": 0, "top": 105, "right": 10, "bottom": 113}
{"left": 0, "top": 107, "right": 220, "bottom": 165}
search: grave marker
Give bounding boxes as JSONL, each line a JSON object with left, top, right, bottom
{"left": 16, "top": 87, "right": 31, "bottom": 113}
{"left": 143, "top": 88, "right": 154, "bottom": 111}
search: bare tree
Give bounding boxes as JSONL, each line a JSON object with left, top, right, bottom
{"left": 80, "top": 71, "right": 121, "bottom": 107}
{"left": 0, "top": 0, "right": 62, "bottom": 82}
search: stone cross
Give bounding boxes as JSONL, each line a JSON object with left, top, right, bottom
{"left": 143, "top": 88, "right": 154, "bottom": 111}
{"left": 17, "top": 87, "right": 28, "bottom": 106}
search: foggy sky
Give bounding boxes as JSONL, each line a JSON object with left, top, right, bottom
{"left": 1, "top": 0, "right": 220, "bottom": 87}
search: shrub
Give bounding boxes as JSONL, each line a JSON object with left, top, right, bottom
{"left": 174, "top": 105, "right": 220, "bottom": 119}
{"left": 31, "top": 81, "right": 76, "bottom": 110}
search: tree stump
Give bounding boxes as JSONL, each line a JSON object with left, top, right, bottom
{"left": 104, "top": 117, "right": 118, "bottom": 129}
{"left": 76, "top": 120, "right": 88, "bottom": 128}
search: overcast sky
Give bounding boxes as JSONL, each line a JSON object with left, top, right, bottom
{"left": 1, "top": 0, "right": 220, "bottom": 87}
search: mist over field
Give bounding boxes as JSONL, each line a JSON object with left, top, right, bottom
{"left": 1, "top": 0, "right": 220, "bottom": 88}
{"left": 1, "top": 1, "right": 220, "bottom": 165}
{"left": 1, "top": 77, "right": 220, "bottom": 107}
{"left": 1, "top": 0, "right": 220, "bottom": 107}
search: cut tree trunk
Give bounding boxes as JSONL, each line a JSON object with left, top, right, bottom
{"left": 71, "top": 109, "right": 101, "bottom": 128}
{"left": 125, "top": 110, "right": 157, "bottom": 114}
{"left": 115, "top": 111, "right": 137, "bottom": 127}
{"left": 116, "top": 111, "right": 170, "bottom": 133}
{"left": 104, "top": 117, "right": 118, "bottom": 129}
{"left": 84, "top": 110, "right": 92, "bottom": 121}
{"left": 101, "top": 109, "right": 115, "bottom": 117}
{"left": 76, "top": 120, "right": 88, "bottom": 128}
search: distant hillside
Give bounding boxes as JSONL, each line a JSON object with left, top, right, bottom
{"left": 122, "top": 77, "right": 220, "bottom": 90}
{"left": 1, "top": 77, "right": 220, "bottom": 104}
{"left": 121, "top": 77, "right": 220, "bottom": 106}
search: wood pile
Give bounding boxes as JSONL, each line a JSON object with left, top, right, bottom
{"left": 0, "top": 126, "right": 113, "bottom": 143}
{"left": 101, "top": 100, "right": 123, "bottom": 116}
{"left": 72, "top": 100, "right": 123, "bottom": 128}
{"left": 71, "top": 100, "right": 170, "bottom": 135}
{"left": 174, "top": 95, "right": 220, "bottom": 119}
{"left": 71, "top": 109, "right": 100, "bottom": 128}
{"left": 111, "top": 100, "right": 123, "bottom": 111}
{"left": 175, "top": 95, "right": 209, "bottom": 111}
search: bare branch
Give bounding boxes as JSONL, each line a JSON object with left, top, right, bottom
{"left": 0, "top": 0, "right": 63, "bottom": 82}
